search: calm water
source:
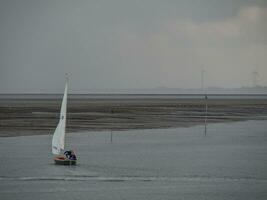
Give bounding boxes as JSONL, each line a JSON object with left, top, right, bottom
{"left": 0, "top": 120, "right": 267, "bottom": 200}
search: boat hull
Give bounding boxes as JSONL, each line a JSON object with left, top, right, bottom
{"left": 54, "top": 156, "right": 77, "bottom": 165}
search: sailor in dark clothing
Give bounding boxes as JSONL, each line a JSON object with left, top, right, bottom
{"left": 64, "top": 150, "right": 77, "bottom": 160}
{"left": 64, "top": 150, "right": 72, "bottom": 159}
{"left": 69, "top": 153, "right": 77, "bottom": 160}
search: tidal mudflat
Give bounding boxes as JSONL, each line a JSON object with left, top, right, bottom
{"left": 0, "top": 97, "right": 267, "bottom": 136}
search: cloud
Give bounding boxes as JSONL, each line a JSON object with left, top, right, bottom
{"left": 116, "top": 5, "right": 267, "bottom": 88}
{"left": 238, "top": 5, "right": 264, "bottom": 22}
{"left": 164, "top": 5, "right": 267, "bottom": 45}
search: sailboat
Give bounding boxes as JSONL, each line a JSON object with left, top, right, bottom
{"left": 52, "top": 77, "right": 77, "bottom": 165}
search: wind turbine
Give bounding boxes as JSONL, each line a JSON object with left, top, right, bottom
{"left": 252, "top": 70, "right": 259, "bottom": 88}
{"left": 201, "top": 68, "right": 206, "bottom": 92}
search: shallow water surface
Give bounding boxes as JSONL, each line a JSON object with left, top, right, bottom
{"left": 0, "top": 120, "right": 267, "bottom": 200}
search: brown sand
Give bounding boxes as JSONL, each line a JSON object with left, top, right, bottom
{"left": 0, "top": 98, "right": 267, "bottom": 137}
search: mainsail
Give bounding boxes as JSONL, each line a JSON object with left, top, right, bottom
{"left": 52, "top": 81, "right": 68, "bottom": 155}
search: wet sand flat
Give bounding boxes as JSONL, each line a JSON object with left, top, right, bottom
{"left": 0, "top": 97, "right": 267, "bottom": 136}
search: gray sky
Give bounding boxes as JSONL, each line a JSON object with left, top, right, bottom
{"left": 1, "top": 0, "right": 267, "bottom": 93}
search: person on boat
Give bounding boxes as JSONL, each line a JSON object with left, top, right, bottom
{"left": 64, "top": 150, "right": 77, "bottom": 160}
{"left": 64, "top": 150, "right": 71, "bottom": 158}
{"left": 69, "top": 152, "right": 77, "bottom": 160}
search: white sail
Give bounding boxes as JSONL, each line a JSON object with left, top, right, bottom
{"left": 52, "top": 81, "right": 68, "bottom": 155}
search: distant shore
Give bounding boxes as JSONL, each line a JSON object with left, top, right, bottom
{"left": 0, "top": 97, "right": 267, "bottom": 137}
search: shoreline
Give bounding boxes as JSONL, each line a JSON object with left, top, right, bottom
{"left": 1, "top": 98, "right": 267, "bottom": 137}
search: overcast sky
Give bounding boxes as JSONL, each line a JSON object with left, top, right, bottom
{"left": 0, "top": 0, "right": 267, "bottom": 93}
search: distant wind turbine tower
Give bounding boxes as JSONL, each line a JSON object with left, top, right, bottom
{"left": 252, "top": 70, "right": 259, "bottom": 88}
{"left": 201, "top": 68, "right": 206, "bottom": 92}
